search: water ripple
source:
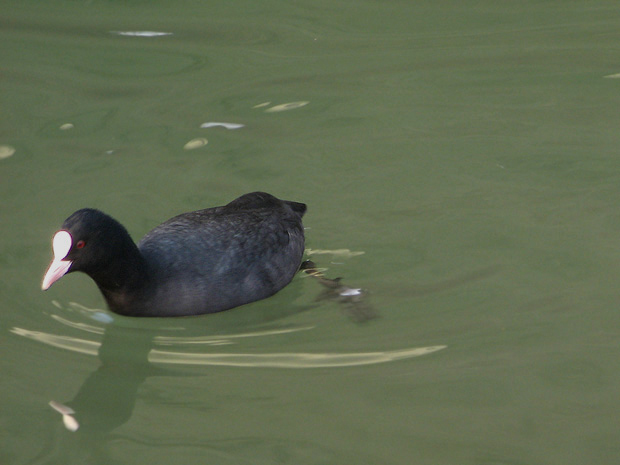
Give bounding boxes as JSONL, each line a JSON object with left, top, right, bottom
{"left": 11, "top": 326, "right": 445, "bottom": 369}
{"left": 149, "top": 345, "right": 447, "bottom": 368}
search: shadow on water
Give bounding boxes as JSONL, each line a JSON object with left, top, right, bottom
{"left": 54, "top": 323, "right": 156, "bottom": 435}
{"left": 12, "top": 298, "right": 446, "bottom": 449}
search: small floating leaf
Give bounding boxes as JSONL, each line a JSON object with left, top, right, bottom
{"left": 49, "top": 400, "right": 74, "bottom": 415}
{"left": 253, "top": 102, "right": 271, "bottom": 108}
{"left": 184, "top": 138, "right": 208, "bottom": 150}
{"left": 110, "top": 31, "right": 173, "bottom": 37}
{"left": 59, "top": 123, "right": 74, "bottom": 130}
{"left": 200, "top": 122, "right": 244, "bottom": 130}
{"left": 0, "top": 145, "right": 15, "bottom": 159}
{"left": 49, "top": 401, "right": 80, "bottom": 432}
{"left": 305, "top": 248, "right": 365, "bottom": 258}
{"left": 265, "top": 101, "right": 309, "bottom": 113}
{"left": 604, "top": 73, "right": 620, "bottom": 78}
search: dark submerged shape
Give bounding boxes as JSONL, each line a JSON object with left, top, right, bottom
{"left": 42, "top": 192, "right": 307, "bottom": 317}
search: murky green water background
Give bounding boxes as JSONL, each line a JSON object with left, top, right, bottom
{"left": 2, "top": 1, "right": 620, "bottom": 464}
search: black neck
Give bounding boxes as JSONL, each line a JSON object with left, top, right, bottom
{"left": 89, "top": 244, "right": 150, "bottom": 314}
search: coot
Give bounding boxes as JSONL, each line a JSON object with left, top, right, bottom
{"left": 42, "top": 192, "right": 306, "bottom": 317}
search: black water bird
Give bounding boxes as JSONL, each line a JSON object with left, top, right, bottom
{"left": 42, "top": 192, "right": 306, "bottom": 317}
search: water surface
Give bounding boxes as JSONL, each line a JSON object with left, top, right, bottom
{"left": 2, "top": 1, "right": 620, "bottom": 464}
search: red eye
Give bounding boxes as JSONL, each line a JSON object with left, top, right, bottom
{"left": 76, "top": 240, "right": 86, "bottom": 249}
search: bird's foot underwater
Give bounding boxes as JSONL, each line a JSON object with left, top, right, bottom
{"left": 300, "top": 260, "right": 378, "bottom": 323}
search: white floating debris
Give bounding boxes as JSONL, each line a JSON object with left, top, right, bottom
{"left": 200, "top": 122, "right": 245, "bottom": 130}
{"left": 59, "top": 123, "right": 74, "bottom": 130}
{"left": 0, "top": 145, "right": 15, "bottom": 159}
{"left": 184, "top": 138, "right": 208, "bottom": 150}
{"left": 265, "top": 101, "right": 309, "bottom": 113}
{"left": 305, "top": 248, "right": 365, "bottom": 258}
{"left": 253, "top": 102, "right": 271, "bottom": 108}
{"left": 339, "top": 288, "right": 363, "bottom": 297}
{"left": 49, "top": 401, "right": 79, "bottom": 432}
{"left": 49, "top": 400, "right": 74, "bottom": 415}
{"left": 62, "top": 414, "right": 79, "bottom": 432}
{"left": 91, "top": 312, "right": 114, "bottom": 323}
{"left": 110, "top": 31, "right": 173, "bottom": 37}
{"left": 604, "top": 73, "right": 620, "bottom": 78}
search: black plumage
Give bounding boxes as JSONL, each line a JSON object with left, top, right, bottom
{"left": 42, "top": 192, "right": 306, "bottom": 317}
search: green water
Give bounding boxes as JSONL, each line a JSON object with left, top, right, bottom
{"left": 2, "top": 1, "right": 620, "bottom": 463}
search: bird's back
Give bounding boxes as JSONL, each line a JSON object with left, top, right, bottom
{"left": 136, "top": 192, "right": 306, "bottom": 315}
